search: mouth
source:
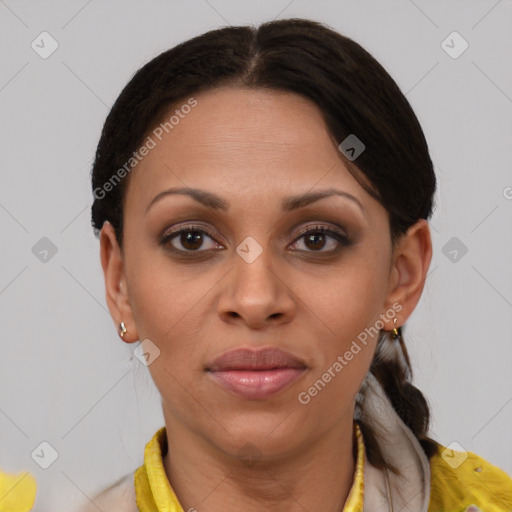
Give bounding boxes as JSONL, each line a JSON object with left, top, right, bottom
{"left": 206, "top": 347, "right": 308, "bottom": 400}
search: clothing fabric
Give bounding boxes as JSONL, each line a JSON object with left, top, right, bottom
{"left": 78, "top": 371, "right": 512, "bottom": 512}
{"left": 0, "top": 471, "right": 37, "bottom": 512}
{"left": 134, "top": 421, "right": 365, "bottom": 512}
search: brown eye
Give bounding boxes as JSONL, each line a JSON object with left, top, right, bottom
{"left": 176, "top": 231, "right": 205, "bottom": 250}
{"left": 160, "top": 225, "right": 222, "bottom": 253}
{"left": 290, "top": 226, "right": 350, "bottom": 253}
{"left": 304, "top": 231, "right": 328, "bottom": 251}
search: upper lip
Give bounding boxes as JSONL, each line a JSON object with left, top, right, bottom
{"left": 206, "top": 347, "right": 307, "bottom": 371}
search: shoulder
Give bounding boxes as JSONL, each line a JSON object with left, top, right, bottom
{"left": 76, "top": 472, "right": 137, "bottom": 512}
{"left": 428, "top": 442, "right": 512, "bottom": 512}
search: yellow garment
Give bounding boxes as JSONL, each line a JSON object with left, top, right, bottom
{"left": 134, "top": 424, "right": 512, "bottom": 512}
{"left": 135, "top": 422, "right": 365, "bottom": 512}
{"left": 0, "top": 471, "right": 37, "bottom": 512}
{"left": 428, "top": 444, "right": 512, "bottom": 512}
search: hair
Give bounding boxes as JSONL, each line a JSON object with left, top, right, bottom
{"left": 90, "top": 18, "right": 439, "bottom": 472}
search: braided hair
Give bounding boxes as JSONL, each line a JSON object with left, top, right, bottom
{"left": 355, "top": 326, "right": 439, "bottom": 475}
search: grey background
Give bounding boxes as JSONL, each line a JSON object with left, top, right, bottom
{"left": 1, "top": 1, "right": 511, "bottom": 510}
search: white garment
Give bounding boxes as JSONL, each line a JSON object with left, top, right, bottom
{"left": 356, "top": 371, "right": 431, "bottom": 512}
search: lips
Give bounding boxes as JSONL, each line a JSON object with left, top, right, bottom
{"left": 206, "top": 347, "right": 307, "bottom": 400}
{"left": 206, "top": 347, "right": 307, "bottom": 372}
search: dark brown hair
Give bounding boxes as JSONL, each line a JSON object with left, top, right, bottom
{"left": 91, "top": 18, "right": 439, "bottom": 471}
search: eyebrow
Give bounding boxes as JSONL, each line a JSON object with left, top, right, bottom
{"left": 145, "top": 186, "right": 364, "bottom": 214}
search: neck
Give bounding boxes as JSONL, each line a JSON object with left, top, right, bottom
{"left": 162, "top": 409, "right": 357, "bottom": 512}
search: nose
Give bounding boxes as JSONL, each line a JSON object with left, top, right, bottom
{"left": 216, "top": 241, "right": 296, "bottom": 329}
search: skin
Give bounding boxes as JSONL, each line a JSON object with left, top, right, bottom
{"left": 99, "top": 86, "right": 432, "bottom": 512}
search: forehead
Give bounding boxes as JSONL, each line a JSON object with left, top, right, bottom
{"left": 125, "top": 86, "right": 372, "bottom": 214}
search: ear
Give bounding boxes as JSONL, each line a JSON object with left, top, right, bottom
{"left": 381, "top": 219, "right": 432, "bottom": 330}
{"left": 99, "top": 221, "right": 139, "bottom": 343}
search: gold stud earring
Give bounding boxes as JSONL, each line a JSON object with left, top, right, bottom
{"left": 119, "top": 322, "right": 127, "bottom": 338}
{"left": 391, "top": 318, "right": 401, "bottom": 341}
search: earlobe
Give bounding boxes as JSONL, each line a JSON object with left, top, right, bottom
{"left": 99, "top": 221, "right": 139, "bottom": 343}
{"left": 383, "top": 219, "right": 432, "bottom": 329}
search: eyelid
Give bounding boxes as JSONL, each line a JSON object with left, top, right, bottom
{"left": 160, "top": 221, "right": 347, "bottom": 242}
{"left": 294, "top": 222, "right": 348, "bottom": 239}
{"left": 160, "top": 222, "right": 224, "bottom": 243}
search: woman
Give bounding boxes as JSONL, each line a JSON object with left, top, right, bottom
{"left": 81, "top": 18, "right": 512, "bottom": 512}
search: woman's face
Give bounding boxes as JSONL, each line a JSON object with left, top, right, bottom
{"left": 102, "top": 86, "right": 426, "bottom": 461}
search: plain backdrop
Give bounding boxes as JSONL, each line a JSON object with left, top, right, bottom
{"left": 1, "top": 1, "right": 511, "bottom": 510}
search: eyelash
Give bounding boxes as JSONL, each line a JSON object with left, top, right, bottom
{"left": 159, "top": 223, "right": 351, "bottom": 255}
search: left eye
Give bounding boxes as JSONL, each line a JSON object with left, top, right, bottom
{"left": 290, "top": 226, "right": 349, "bottom": 253}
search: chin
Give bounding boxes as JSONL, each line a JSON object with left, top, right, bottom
{"left": 209, "top": 412, "right": 307, "bottom": 460}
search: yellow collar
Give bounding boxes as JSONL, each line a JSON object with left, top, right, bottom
{"left": 134, "top": 422, "right": 365, "bottom": 511}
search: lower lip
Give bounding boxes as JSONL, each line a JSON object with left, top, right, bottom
{"left": 208, "top": 368, "right": 306, "bottom": 400}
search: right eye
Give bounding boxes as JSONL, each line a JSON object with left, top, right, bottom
{"left": 160, "top": 224, "right": 224, "bottom": 253}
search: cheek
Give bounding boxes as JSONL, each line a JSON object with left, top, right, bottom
{"left": 126, "top": 264, "right": 212, "bottom": 399}
{"left": 291, "top": 252, "right": 389, "bottom": 392}
{"left": 125, "top": 251, "right": 209, "bottom": 351}
{"left": 300, "top": 282, "right": 380, "bottom": 376}
{"left": 294, "top": 276, "right": 381, "bottom": 418}
{"left": 296, "top": 260, "right": 388, "bottom": 342}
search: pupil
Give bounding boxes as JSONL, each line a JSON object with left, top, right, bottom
{"left": 183, "top": 231, "right": 202, "bottom": 249}
{"left": 307, "top": 233, "right": 325, "bottom": 250}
